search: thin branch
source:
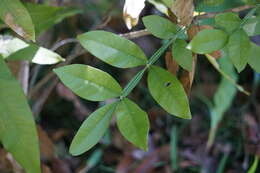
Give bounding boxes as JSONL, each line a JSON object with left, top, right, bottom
{"left": 120, "top": 29, "right": 150, "bottom": 39}
{"left": 51, "top": 38, "right": 78, "bottom": 51}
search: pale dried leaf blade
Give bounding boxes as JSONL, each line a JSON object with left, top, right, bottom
{"left": 171, "top": 0, "right": 194, "bottom": 26}
{"left": 123, "top": 0, "right": 146, "bottom": 30}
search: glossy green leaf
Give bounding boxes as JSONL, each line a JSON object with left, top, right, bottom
{"left": 243, "top": 16, "right": 260, "bottom": 36}
{"left": 116, "top": 98, "right": 149, "bottom": 150}
{"left": 0, "top": 0, "right": 35, "bottom": 41}
{"left": 54, "top": 64, "right": 122, "bottom": 101}
{"left": 215, "top": 12, "right": 241, "bottom": 33}
{"left": 24, "top": 3, "right": 82, "bottom": 36}
{"left": 148, "top": 65, "right": 191, "bottom": 119}
{"left": 142, "top": 15, "right": 179, "bottom": 39}
{"left": 204, "top": 0, "right": 225, "bottom": 6}
{"left": 172, "top": 39, "right": 193, "bottom": 71}
{"left": 187, "top": 29, "right": 228, "bottom": 54}
{"left": 248, "top": 43, "right": 260, "bottom": 73}
{"left": 70, "top": 102, "right": 117, "bottom": 156}
{"left": 0, "top": 57, "right": 40, "bottom": 173}
{"left": 226, "top": 29, "right": 251, "bottom": 72}
{"left": 78, "top": 31, "right": 147, "bottom": 68}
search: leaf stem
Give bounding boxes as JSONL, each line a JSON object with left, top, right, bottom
{"left": 120, "top": 27, "right": 187, "bottom": 99}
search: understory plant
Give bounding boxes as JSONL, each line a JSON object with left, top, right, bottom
{"left": 0, "top": 0, "right": 260, "bottom": 172}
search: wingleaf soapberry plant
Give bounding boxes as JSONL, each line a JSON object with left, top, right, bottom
{"left": 0, "top": 0, "right": 260, "bottom": 172}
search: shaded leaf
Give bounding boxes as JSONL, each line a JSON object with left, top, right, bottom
{"left": 215, "top": 12, "right": 241, "bottom": 33}
{"left": 0, "top": 57, "right": 40, "bottom": 173}
{"left": 205, "top": 54, "right": 249, "bottom": 95}
{"left": 243, "top": 16, "right": 260, "bottom": 36}
{"left": 0, "top": 0, "right": 35, "bottom": 41}
{"left": 248, "top": 43, "right": 260, "bottom": 73}
{"left": 172, "top": 39, "right": 193, "bottom": 71}
{"left": 207, "top": 57, "right": 238, "bottom": 148}
{"left": 148, "top": 65, "right": 191, "bottom": 119}
{"left": 54, "top": 64, "right": 122, "bottom": 101}
{"left": 116, "top": 98, "right": 149, "bottom": 150}
{"left": 142, "top": 15, "right": 179, "bottom": 39}
{"left": 24, "top": 3, "right": 82, "bottom": 36}
{"left": 78, "top": 31, "right": 147, "bottom": 68}
{"left": 226, "top": 29, "right": 251, "bottom": 72}
{"left": 70, "top": 103, "right": 117, "bottom": 156}
{"left": 187, "top": 29, "right": 228, "bottom": 54}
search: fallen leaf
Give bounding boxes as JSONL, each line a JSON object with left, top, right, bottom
{"left": 171, "top": 0, "right": 194, "bottom": 26}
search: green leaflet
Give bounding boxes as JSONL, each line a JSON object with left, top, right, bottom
{"left": 226, "top": 29, "right": 251, "bottom": 72}
{"left": 54, "top": 64, "right": 122, "bottom": 101}
{"left": 148, "top": 65, "right": 191, "bottom": 119}
{"left": 70, "top": 102, "right": 118, "bottom": 156}
{"left": 172, "top": 39, "right": 193, "bottom": 71}
{"left": 0, "top": 0, "right": 35, "bottom": 41}
{"left": 0, "top": 57, "right": 40, "bottom": 173}
{"left": 24, "top": 3, "right": 82, "bottom": 36}
{"left": 248, "top": 43, "right": 260, "bottom": 73}
{"left": 215, "top": 12, "right": 242, "bottom": 33}
{"left": 116, "top": 98, "right": 150, "bottom": 150}
{"left": 187, "top": 29, "right": 228, "bottom": 54}
{"left": 78, "top": 31, "right": 147, "bottom": 68}
{"left": 243, "top": 16, "right": 260, "bottom": 36}
{"left": 142, "top": 15, "right": 181, "bottom": 39}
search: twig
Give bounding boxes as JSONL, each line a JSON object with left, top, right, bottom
{"left": 18, "top": 61, "right": 30, "bottom": 95}
{"left": 51, "top": 38, "right": 78, "bottom": 51}
{"left": 120, "top": 29, "right": 150, "bottom": 39}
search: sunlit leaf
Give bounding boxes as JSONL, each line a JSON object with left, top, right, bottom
{"left": 0, "top": 36, "right": 64, "bottom": 64}
{"left": 70, "top": 102, "right": 118, "bottom": 156}
{"left": 148, "top": 65, "right": 191, "bottom": 119}
{"left": 78, "top": 31, "right": 147, "bottom": 68}
{"left": 0, "top": 57, "right": 40, "bottom": 173}
{"left": 116, "top": 98, "right": 149, "bottom": 150}
{"left": 54, "top": 64, "right": 122, "bottom": 101}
